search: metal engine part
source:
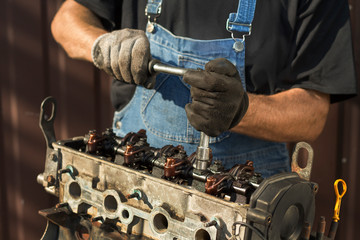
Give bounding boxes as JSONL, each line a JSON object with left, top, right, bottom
{"left": 37, "top": 97, "right": 318, "bottom": 240}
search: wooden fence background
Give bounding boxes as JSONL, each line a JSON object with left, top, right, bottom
{"left": 0, "top": 0, "right": 359, "bottom": 239}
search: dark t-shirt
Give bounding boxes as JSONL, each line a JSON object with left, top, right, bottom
{"left": 76, "top": 0, "right": 357, "bottom": 110}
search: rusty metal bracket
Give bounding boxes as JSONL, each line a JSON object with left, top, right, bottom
{"left": 39, "top": 96, "right": 57, "bottom": 149}
{"left": 291, "top": 142, "right": 314, "bottom": 181}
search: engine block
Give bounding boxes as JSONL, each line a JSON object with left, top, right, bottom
{"left": 38, "top": 97, "right": 317, "bottom": 240}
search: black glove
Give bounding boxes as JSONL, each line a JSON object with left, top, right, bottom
{"left": 91, "top": 28, "right": 155, "bottom": 89}
{"left": 183, "top": 58, "right": 248, "bottom": 137}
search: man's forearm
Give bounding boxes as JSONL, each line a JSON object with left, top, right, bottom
{"left": 51, "top": 0, "right": 107, "bottom": 62}
{"left": 231, "top": 88, "right": 330, "bottom": 142}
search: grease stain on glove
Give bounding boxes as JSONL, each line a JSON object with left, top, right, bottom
{"left": 92, "top": 28, "right": 156, "bottom": 89}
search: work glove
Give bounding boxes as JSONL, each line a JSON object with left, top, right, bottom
{"left": 91, "top": 29, "right": 155, "bottom": 89}
{"left": 183, "top": 58, "right": 248, "bottom": 137}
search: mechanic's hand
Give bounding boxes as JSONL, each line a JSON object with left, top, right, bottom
{"left": 183, "top": 58, "right": 248, "bottom": 137}
{"left": 91, "top": 29, "right": 155, "bottom": 89}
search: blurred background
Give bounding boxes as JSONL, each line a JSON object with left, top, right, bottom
{"left": 0, "top": 0, "right": 359, "bottom": 239}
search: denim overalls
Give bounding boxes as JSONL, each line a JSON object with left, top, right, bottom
{"left": 113, "top": 0, "right": 290, "bottom": 177}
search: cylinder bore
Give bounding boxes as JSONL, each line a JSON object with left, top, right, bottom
{"left": 153, "top": 213, "right": 168, "bottom": 233}
{"left": 69, "top": 181, "right": 81, "bottom": 199}
{"left": 104, "top": 195, "right": 118, "bottom": 213}
{"left": 195, "top": 229, "right": 211, "bottom": 240}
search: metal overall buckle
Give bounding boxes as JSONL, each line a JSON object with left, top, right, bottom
{"left": 145, "top": 0, "right": 163, "bottom": 33}
{"left": 226, "top": 19, "right": 252, "bottom": 52}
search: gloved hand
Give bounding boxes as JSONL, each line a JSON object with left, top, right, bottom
{"left": 91, "top": 28, "right": 155, "bottom": 89}
{"left": 183, "top": 58, "right": 248, "bottom": 137}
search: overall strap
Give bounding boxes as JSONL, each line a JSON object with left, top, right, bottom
{"left": 226, "top": 0, "right": 257, "bottom": 35}
{"left": 145, "top": 0, "right": 257, "bottom": 35}
{"left": 145, "top": 0, "right": 163, "bottom": 21}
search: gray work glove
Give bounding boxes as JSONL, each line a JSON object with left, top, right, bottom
{"left": 91, "top": 29, "right": 155, "bottom": 89}
{"left": 183, "top": 58, "right": 248, "bottom": 137}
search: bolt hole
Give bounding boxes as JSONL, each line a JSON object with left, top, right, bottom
{"left": 69, "top": 182, "right": 81, "bottom": 199}
{"left": 297, "top": 148, "right": 309, "bottom": 168}
{"left": 43, "top": 101, "right": 55, "bottom": 122}
{"left": 104, "top": 195, "right": 118, "bottom": 213}
{"left": 122, "top": 209, "right": 130, "bottom": 219}
{"left": 153, "top": 213, "right": 168, "bottom": 233}
{"left": 313, "top": 184, "right": 319, "bottom": 193}
{"left": 195, "top": 229, "right": 211, "bottom": 240}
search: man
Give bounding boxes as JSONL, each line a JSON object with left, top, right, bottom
{"left": 51, "top": 0, "right": 357, "bottom": 177}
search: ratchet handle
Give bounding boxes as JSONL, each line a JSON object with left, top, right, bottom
{"left": 147, "top": 59, "right": 211, "bottom": 170}
{"left": 148, "top": 59, "right": 189, "bottom": 76}
{"left": 148, "top": 59, "right": 160, "bottom": 75}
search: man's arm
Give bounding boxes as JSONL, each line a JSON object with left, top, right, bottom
{"left": 231, "top": 88, "right": 330, "bottom": 143}
{"left": 51, "top": 0, "right": 154, "bottom": 88}
{"left": 51, "top": 0, "right": 107, "bottom": 61}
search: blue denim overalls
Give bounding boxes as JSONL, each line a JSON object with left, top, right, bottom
{"left": 113, "top": 0, "right": 290, "bottom": 177}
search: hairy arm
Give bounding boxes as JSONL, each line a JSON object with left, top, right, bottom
{"left": 51, "top": 0, "right": 107, "bottom": 61}
{"left": 231, "top": 88, "right": 330, "bottom": 142}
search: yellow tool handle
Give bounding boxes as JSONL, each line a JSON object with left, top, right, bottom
{"left": 333, "top": 179, "right": 347, "bottom": 222}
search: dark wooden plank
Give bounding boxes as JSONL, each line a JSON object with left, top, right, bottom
{"left": 310, "top": 104, "right": 341, "bottom": 236}
{"left": 0, "top": 0, "right": 51, "bottom": 239}
{"left": 0, "top": 0, "right": 11, "bottom": 238}
{"left": 336, "top": 1, "right": 360, "bottom": 239}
